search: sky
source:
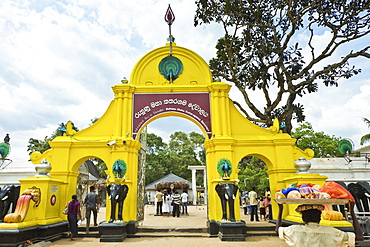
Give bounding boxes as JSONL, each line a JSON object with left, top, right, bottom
{"left": 0, "top": 0, "right": 369, "bottom": 162}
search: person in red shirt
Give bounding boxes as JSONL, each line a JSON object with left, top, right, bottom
{"left": 67, "top": 195, "right": 82, "bottom": 241}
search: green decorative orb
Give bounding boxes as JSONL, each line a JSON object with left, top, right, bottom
{"left": 338, "top": 139, "right": 353, "bottom": 154}
{"left": 158, "top": 56, "right": 183, "bottom": 82}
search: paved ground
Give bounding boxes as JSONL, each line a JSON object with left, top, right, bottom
{"left": 43, "top": 205, "right": 289, "bottom": 247}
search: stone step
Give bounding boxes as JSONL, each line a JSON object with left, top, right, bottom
{"left": 246, "top": 230, "right": 277, "bottom": 236}
{"left": 67, "top": 224, "right": 276, "bottom": 238}
{"left": 133, "top": 232, "right": 210, "bottom": 238}
{"left": 137, "top": 226, "right": 208, "bottom": 233}
{"left": 246, "top": 225, "right": 277, "bottom": 237}
{"left": 62, "top": 232, "right": 100, "bottom": 238}
{"left": 247, "top": 225, "right": 276, "bottom": 231}
{"left": 78, "top": 226, "right": 99, "bottom": 231}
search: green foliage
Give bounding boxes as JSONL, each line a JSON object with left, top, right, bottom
{"left": 90, "top": 117, "right": 99, "bottom": 125}
{"left": 27, "top": 136, "right": 52, "bottom": 155}
{"left": 360, "top": 118, "right": 370, "bottom": 146}
{"left": 146, "top": 133, "right": 167, "bottom": 155}
{"left": 27, "top": 121, "right": 108, "bottom": 178}
{"left": 27, "top": 122, "right": 79, "bottom": 155}
{"left": 145, "top": 132, "right": 206, "bottom": 186}
{"left": 238, "top": 156, "right": 269, "bottom": 194}
{"left": 93, "top": 158, "right": 108, "bottom": 179}
{"left": 194, "top": 0, "right": 369, "bottom": 133}
{"left": 291, "top": 122, "right": 341, "bottom": 157}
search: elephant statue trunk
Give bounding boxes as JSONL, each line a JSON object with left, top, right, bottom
{"left": 4, "top": 186, "right": 41, "bottom": 223}
{"left": 0, "top": 185, "right": 20, "bottom": 222}
{"left": 107, "top": 184, "right": 129, "bottom": 223}
{"left": 215, "top": 183, "right": 239, "bottom": 222}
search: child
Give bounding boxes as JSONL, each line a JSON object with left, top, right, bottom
{"left": 258, "top": 196, "right": 266, "bottom": 220}
{"left": 242, "top": 198, "right": 248, "bottom": 215}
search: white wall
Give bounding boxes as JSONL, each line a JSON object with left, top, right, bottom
{"left": 309, "top": 157, "right": 370, "bottom": 182}
{"left": 0, "top": 161, "right": 36, "bottom": 187}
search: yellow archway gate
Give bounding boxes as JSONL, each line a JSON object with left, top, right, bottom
{"left": 28, "top": 43, "right": 316, "bottom": 238}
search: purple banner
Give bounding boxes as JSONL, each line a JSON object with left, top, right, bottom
{"left": 132, "top": 93, "right": 212, "bottom": 139}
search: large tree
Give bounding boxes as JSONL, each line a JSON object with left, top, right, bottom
{"left": 291, "top": 122, "right": 341, "bottom": 157}
{"left": 145, "top": 133, "right": 170, "bottom": 184}
{"left": 27, "top": 121, "right": 108, "bottom": 178}
{"left": 238, "top": 156, "right": 269, "bottom": 194}
{"left": 194, "top": 0, "right": 370, "bottom": 133}
{"left": 145, "top": 132, "right": 206, "bottom": 185}
{"left": 27, "top": 122, "right": 79, "bottom": 154}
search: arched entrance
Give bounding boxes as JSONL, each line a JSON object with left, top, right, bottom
{"left": 28, "top": 42, "right": 313, "bottom": 237}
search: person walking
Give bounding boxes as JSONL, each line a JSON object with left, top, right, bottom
{"left": 181, "top": 190, "right": 189, "bottom": 215}
{"left": 172, "top": 191, "right": 181, "bottom": 217}
{"left": 67, "top": 195, "right": 82, "bottom": 241}
{"left": 279, "top": 204, "right": 355, "bottom": 247}
{"left": 168, "top": 192, "right": 173, "bottom": 214}
{"left": 265, "top": 187, "right": 272, "bottom": 219}
{"left": 242, "top": 198, "right": 248, "bottom": 215}
{"left": 162, "top": 190, "right": 170, "bottom": 216}
{"left": 155, "top": 189, "right": 163, "bottom": 215}
{"left": 248, "top": 187, "right": 259, "bottom": 221}
{"left": 258, "top": 196, "right": 266, "bottom": 220}
{"left": 84, "top": 186, "right": 99, "bottom": 234}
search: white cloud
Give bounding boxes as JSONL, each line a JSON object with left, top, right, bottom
{"left": 0, "top": 0, "right": 369, "bottom": 163}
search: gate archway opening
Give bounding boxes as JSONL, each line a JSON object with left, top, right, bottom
{"left": 143, "top": 115, "right": 207, "bottom": 217}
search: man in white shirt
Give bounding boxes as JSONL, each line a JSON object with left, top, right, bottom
{"left": 172, "top": 191, "right": 181, "bottom": 217}
{"left": 181, "top": 190, "right": 189, "bottom": 215}
{"left": 279, "top": 204, "right": 355, "bottom": 247}
{"left": 248, "top": 187, "right": 259, "bottom": 221}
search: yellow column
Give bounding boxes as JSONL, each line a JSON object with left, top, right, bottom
{"left": 220, "top": 90, "right": 228, "bottom": 136}
{"left": 122, "top": 90, "right": 129, "bottom": 136}
{"left": 211, "top": 89, "right": 221, "bottom": 136}
{"left": 113, "top": 86, "right": 123, "bottom": 137}
{"left": 209, "top": 82, "right": 232, "bottom": 137}
{"left": 118, "top": 85, "right": 135, "bottom": 139}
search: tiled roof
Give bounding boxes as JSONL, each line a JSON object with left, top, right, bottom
{"left": 145, "top": 173, "right": 192, "bottom": 190}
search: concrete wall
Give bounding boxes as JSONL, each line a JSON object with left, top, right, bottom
{"left": 0, "top": 161, "right": 36, "bottom": 187}
{"left": 310, "top": 157, "right": 370, "bottom": 182}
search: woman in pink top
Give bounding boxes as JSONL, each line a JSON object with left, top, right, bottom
{"left": 67, "top": 195, "right": 82, "bottom": 241}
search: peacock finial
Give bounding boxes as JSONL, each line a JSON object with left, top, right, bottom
{"left": 217, "top": 158, "right": 232, "bottom": 178}
{"left": 112, "top": 159, "right": 127, "bottom": 179}
{"left": 4, "top": 134, "right": 10, "bottom": 145}
{"left": 59, "top": 123, "right": 66, "bottom": 136}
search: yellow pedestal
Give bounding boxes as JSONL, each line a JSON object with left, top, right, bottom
{"left": 17, "top": 176, "right": 65, "bottom": 225}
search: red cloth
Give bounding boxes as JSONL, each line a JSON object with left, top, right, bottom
{"left": 321, "top": 181, "right": 354, "bottom": 201}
